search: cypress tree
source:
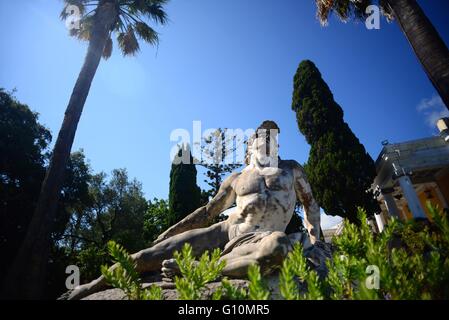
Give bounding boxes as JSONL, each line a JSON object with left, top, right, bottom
{"left": 292, "top": 60, "right": 379, "bottom": 222}
{"left": 168, "top": 144, "right": 202, "bottom": 225}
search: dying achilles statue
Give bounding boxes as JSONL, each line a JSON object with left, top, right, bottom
{"left": 68, "top": 120, "right": 322, "bottom": 300}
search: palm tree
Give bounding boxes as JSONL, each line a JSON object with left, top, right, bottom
{"left": 2, "top": 0, "right": 168, "bottom": 299}
{"left": 315, "top": 0, "right": 449, "bottom": 111}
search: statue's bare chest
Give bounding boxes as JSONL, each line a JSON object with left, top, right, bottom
{"left": 233, "top": 167, "right": 293, "bottom": 197}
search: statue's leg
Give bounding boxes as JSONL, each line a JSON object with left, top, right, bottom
{"left": 220, "top": 231, "right": 291, "bottom": 278}
{"left": 68, "top": 221, "right": 229, "bottom": 300}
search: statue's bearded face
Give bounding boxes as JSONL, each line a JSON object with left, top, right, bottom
{"left": 251, "top": 135, "right": 279, "bottom": 166}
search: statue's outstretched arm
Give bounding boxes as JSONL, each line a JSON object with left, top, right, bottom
{"left": 153, "top": 172, "right": 238, "bottom": 244}
{"left": 293, "top": 162, "right": 321, "bottom": 244}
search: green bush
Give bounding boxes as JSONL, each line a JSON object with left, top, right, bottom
{"left": 281, "top": 204, "right": 449, "bottom": 300}
{"left": 173, "top": 245, "right": 272, "bottom": 300}
{"left": 101, "top": 204, "right": 449, "bottom": 300}
{"left": 173, "top": 244, "right": 225, "bottom": 300}
{"left": 279, "top": 243, "right": 323, "bottom": 300}
{"left": 101, "top": 241, "right": 163, "bottom": 300}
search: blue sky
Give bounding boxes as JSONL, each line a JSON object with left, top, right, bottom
{"left": 1, "top": 1, "right": 449, "bottom": 228}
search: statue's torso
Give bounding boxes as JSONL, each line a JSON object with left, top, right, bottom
{"left": 227, "top": 161, "right": 296, "bottom": 237}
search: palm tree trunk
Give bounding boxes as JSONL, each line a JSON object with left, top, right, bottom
{"left": 1, "top": 3, "right": 117, "bottom": 299}
{"left": 387, "top": 0, "right": 449, "bottom": 110}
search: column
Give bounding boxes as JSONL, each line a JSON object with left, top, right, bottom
{"left": 374, "top": 212, "right": 386, "bottom": 232}
{"left": 397, "top": 175, "right": 427, "bottom": 219}
{"left": 383, "top": 193, "right": 400, "bottom": 218}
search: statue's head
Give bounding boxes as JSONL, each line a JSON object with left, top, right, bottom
{"left": 245, "top": 120, "right": 280, "bottom": 165}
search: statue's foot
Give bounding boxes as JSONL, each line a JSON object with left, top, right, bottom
{"left": 161, "top": 258, "right": 181, "bottom": 280}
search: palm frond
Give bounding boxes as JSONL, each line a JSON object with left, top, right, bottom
{"left": 76, "top": 15, "right": 95, "bottom": 41}
{"left": 102, "top": 36, "right": 113, "bottom": 59}
{"left": 123, "top": 0, "right": 168, "bottom": 24}
{"left": 316, "top": 0, "right": 335, "bottom": 26}
{"left": 334, "top": 0, "right": 352, "bottom": 22}
{"left": 134, "top": 22, "right": 159, "bottom": 45}
{"left": 380, "top": 0, "right": 395, "bottom": 21}
{"left": 117, "top": 27, "right": 140, "bottom": 56}
{"left": 352, "top": 0, "right": 372, "bottom": 21}
{"left": 141, "top": 3, "right": 169, "bottom": 25}
{"left": 61, "top": 0, "right": 168, "bottom": 52}
{"left": 316, "top": 0, "right": 373, "bottom": 26}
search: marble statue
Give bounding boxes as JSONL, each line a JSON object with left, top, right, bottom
{"left": 67, "top": 120, "right": 321, "bottom": 300}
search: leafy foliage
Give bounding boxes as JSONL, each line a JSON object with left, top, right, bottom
{"left": 0, "top": 89, "right": 173, "bottom": 298}
{"left": 75, "top": 244, "right": 110, "bottom": 282}
{"left": 247, "top": 264, "right": 270, "bottom": 300}
{"left": 143, "top": 198, "right": 170, "bottom": 243}
{"left": 285, "top": 203, "right": 307, "bottom": 234}
{"left": 0, "top": 89, "right": 51, "bottom": 281}
{"left": 280, "top": 206, "right": 449, "bottom": 300}
{"left": 101, "top": 240, "right": 162, "bottom": 300}
{"left": 58, "top": 168, "right": 156, "bottom": 285}
{"left": 173, "top": 243, "right": 225, "bottom": 300}
{"left": 212, "top": 278, "right": 248, "bottom": 300}
{"left": 279, "top": 243, "right": 323, "bottom": 300}
{"left": 0, "top": 89, "right": 92, "bottom": 298}
{"left": 173, "top": 244, "right": 270, "bottom": 300}
{"left": 292, "top": 60, "right": 379, "bottom": 222}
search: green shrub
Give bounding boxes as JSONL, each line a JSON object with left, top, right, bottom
{"left": 173, "top": 243, "right": 225, "bottom": 300}
{"left": 247, "top": 264, "right": 270, "bottom": 300}
{"left": 101, "top": 241, "right": 163, "bottom": 300}
{"left": 280, "top": 204, "right": 449, "bottom": 300}
{"left": 101, "top": 204, "right": 449, "bottom": 300}
{"left": 212, "top": 278, "right": 248, "bottom": 300}
{"left": 279, "top": 243, "right": 323, "bottom": 300}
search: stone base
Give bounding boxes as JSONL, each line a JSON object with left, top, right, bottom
{"left": 82, "top": 279, "right": 250, "bottom": 300}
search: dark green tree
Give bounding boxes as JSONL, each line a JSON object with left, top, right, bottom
{"left": 46, "top": 151, "right": 92, "bottom": 299}
{"left": 0, "top": 89, "right": 156, "bottom": 297}
{"left": 57, "top": 168, "right": 149, "bottom": 287}
{"left": 143, "top": 198, "right": 170, "bottom": 243}
{"left": 0, "top": 89, "right": 51, "bottom": 286}
{"left": 0, "top": 90, "right": 91, "bottom": 298}
{"left": 169, "top": 144, "right": 201, "bottom": 225}
{"left": 285, "top": 204, "right": 307, "bottom": 235}
{"left": 62, "top": 169, "right": 149, "bottom": 251}
{"left": 291, "top": 60, "right": 379, "bottom": 223}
